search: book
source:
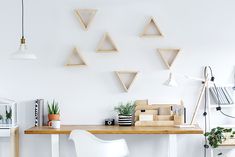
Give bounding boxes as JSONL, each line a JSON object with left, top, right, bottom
{"left": 218, "top": 87, "right": 229, "bottom": 104}
{"left": 35, "top": 99, "right": 45, "bottom": 126}
{"left": 224, "top": 87, "right": 234, "bottom": 104}
{"left": 220, "top": 87, "right": 230, "bottom": 104}
{"left": 210, "top": 88, "right": 218, "bottom": 104}
{"left": 209, "top": 87, "right": 230, "bottom": 105}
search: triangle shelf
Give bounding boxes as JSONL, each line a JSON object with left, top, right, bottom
{"left": 115, "top": 71, "right": 139, "bottom": 92}
{"left": 158, "top": 48, "right": 180, "bottom": 69}
{"left": 96, "top": 33, "right": 119, "bottom": 53}
{"left": 65, "top": 48, "right": 87, "bottom": 66}
{"left": 75, "top": 9, "right": 97, "bottom": 31}
{"left": 140, "top": 17, "right": 163, "bottom": 37}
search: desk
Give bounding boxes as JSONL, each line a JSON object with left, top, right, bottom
{"left": 25, "top": 125, "right": 203, "bottom": 157}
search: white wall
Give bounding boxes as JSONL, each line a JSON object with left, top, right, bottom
{"left": 1, "top": 0, "right": 235, "bottom": 156}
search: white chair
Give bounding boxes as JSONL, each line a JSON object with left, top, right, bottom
{"left": 69, "top": 130, "right": 129, "bottom": 157}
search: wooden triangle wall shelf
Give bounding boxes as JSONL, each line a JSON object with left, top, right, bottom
{"left": 96, "top": 33, "right": 119, "bottom": 53}
{"left": 75, "top": 9, "right": 97, "bottom": 31}
{"left": 140, "top": 17, "right": 163, "bottom": 37}
{"left": 115, "top": 71, "right": 139, "bottom": 92}
{"left": 65, "top": 48, "right": 87, "bottom": 66}
{"left": 158, "top": 48, "right": 180, "bottom": 69}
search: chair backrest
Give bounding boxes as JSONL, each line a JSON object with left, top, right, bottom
{"left": 69, "top": 130, "right": 129, "bottom": 157}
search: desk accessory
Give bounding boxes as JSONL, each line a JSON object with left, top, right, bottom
{"left": 47, "top": 100, "right": 60, "bottom": 126}
{"left": 114, "top": 101, "right": 135, "bottom": 126}
{"left": 11, "top": 0, "right": 36, "bottom": 60}
{"left": 105, "top": 119, "right": 115, "bottom": 126}
{"left": 134, "top": 100, "right": 185, "bottom": 127}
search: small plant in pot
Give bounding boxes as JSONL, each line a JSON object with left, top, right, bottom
{"left": 48, "top": 100, "right": 60, "bottom": 122}
{"left": 114, "top": 101, "right": 135, "bottom": 126}
{"left": 205, "top": 127, "right": 235, "bottom": 156}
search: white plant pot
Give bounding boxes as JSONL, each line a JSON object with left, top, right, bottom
{"left": 51, "top": 120, "right": 61, "bottom": 129}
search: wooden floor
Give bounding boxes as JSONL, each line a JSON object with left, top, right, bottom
{"left": 24, "top": 125, "right": 203, "bottom": 135}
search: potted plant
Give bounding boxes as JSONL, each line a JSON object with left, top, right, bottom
{"left": 5, "top": 106, "right": 12, "bottom": 124}
{"left": 0, "top": 114, "right": 3, "bottom": 124}
{"left": 205, "top": 127, "right": 235, "bottom": 156}
{"left": 47, "top": 100, "right": 60, "bottom": 121}
{"left": 114, "top": 101, "right": 135, "bottom": 126}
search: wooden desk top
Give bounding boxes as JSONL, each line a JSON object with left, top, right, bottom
{"left": 24, "top": 125, "right": 203, "bottom": 135}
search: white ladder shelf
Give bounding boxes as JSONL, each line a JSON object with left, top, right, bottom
{"left": 207, "top": 84, "right": 235, "bottom": 157}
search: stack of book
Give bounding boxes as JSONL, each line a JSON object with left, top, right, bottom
{"left": 35, "top": 99, "right": 45, "bottom": 126}
{"left": 209, "top": 87, "right": 234, "bottom": 105}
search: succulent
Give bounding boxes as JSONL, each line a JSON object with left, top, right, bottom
{"left": 47, "top": 100, "right": 60, "bottom": 115}
{"left": 114, "top": 101, "right": 135, "bottom": 116}
{"left": 6, "top": 107, "right": 12, "bottom": 120}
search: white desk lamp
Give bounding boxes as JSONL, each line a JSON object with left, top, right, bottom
{"left": 164, "top": 69, "right": 211, "bottom": 128}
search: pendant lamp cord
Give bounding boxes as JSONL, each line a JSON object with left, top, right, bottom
{"left": 21, "top": 0, "right": 24, "bottom": 38}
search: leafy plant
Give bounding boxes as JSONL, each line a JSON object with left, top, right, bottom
{"left": 47, "top": 100, "right": 60, "bottom": 115}
{"left": 114, "top": 101, "right": 135, "bottom": 115}
{"left": 205, "top": 127, "right": 235, "bottom": 148}
{"left": 0, "top": 114, "right": 3, "bottom": 120}
{"left": 6, "top": 107, "right": 12, "bottom": 120}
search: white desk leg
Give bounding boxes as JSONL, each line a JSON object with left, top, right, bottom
{"left": 168, "top": 134, "right": 177, "bottom": 157}
{"left": 51, "top": 134, "right": 59, "bottom": 157}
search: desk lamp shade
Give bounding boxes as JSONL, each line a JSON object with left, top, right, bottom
{"left": 11, "top": 0, "right": 37, "bottom": 60}
{"left": 164, "top": 73, "right": 178, "bottom": 87}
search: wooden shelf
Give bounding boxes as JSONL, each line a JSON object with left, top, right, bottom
{"left": 115, "top": 71, "right": 139, "bottom": 92}
{"left": 75, "top": 9, "right": 97, "bottom": 31}
{"left": 96, "top": 33, "right": 118, "bottom": 53}
{"left": 140, "top": 17, "right": 163, "bottom": 37}
{"left": 24, "top": 125, "right": 203, "bottom": 135}
{"left": 158, "top": 48, "right": 180, "bottom": 69}
{"left": 65, "top": 48, "right": 87, "bottom": 66}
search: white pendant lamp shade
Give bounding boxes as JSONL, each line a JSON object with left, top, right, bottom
{"left": 164, "top": 72, "right": 178, "bottom": 87}
{"left": 12, "top": 38, "right": 36, "bottom": 60}
{"left": 11, "top": 0, "right": 37, "bottom": 60}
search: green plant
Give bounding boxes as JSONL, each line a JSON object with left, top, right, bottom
{"left": 205, "top": 127, "right": 235, "bottom": 148}
{"left": 47, "top": 100, "right": 60, "bottom": 115}
{"left": 6, "top": 107, "right": 12, "bottom": 120}
{"left": 0, "top": 114, "right": 3, "bottom": 120}
{"left": 114, "top": 101, "right": 135, "bottom": 115}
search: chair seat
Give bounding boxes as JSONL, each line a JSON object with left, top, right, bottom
{"left": 69, "top": 130, "right": 129, "bottom": 157}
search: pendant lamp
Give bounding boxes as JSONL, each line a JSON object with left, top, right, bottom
{"left": 11, "top": 0, "right": 37, "bottom": 60}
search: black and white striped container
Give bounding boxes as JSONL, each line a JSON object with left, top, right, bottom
{"left": 118, "top": 115, "right": 133, "bottom": 126}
